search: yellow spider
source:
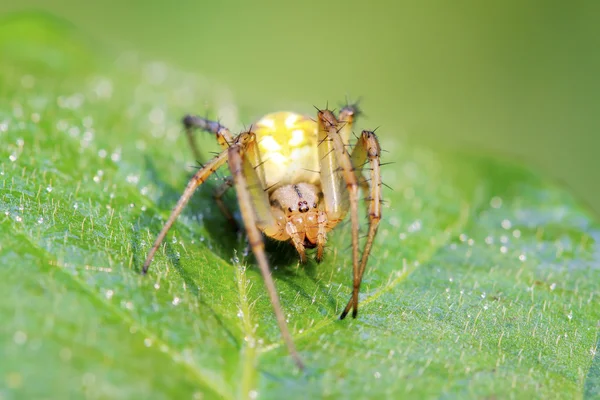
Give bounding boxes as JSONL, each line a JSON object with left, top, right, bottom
{"left": 143, "top": 105, "right": 382, "bottom": 369}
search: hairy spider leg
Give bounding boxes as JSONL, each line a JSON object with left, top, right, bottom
{"left": 183, "top": 115, "right": 244, "bottom": 229}
{"left": 341, "top": 130, "right": 382, "bottom": 319}
{"left": 182, "top": 114, "right": 234, "bottom": 161}
{"left": 142, "top": 149, "right": 229, "bottom": 273}
{"left": 227, "top": 134, "right": 305, "bottom": 370}
{"left": 142, "top": 129, "right": 304, "bottom": 369}
{"left": 317, "top": 110, "right": 362, "bottom": 319}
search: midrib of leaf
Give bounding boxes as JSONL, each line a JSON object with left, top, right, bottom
{"left": 7, "top": 227, "right": 235, "bottom": 400}
{"left": 259, "top": 184, "right": 486, "bottom": 355}
{"left": 233, "top": 253, "right": 260, "bottom": 400}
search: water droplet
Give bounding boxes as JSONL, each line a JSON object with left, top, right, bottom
{"left": 500, "top": 246, "right": 508, "bottom": 254}
{"left": 407, "top": 219, "right": 422, "bottom": 233}
{"left": 126, "top": 174, "right": 140, "bottom": 184}
{"left": 105, "top": 289, "right": 114, "bottom": 300}
{"left": 512, "top": 229, "right": 521, "bottom": 238}
{"left": 98, "top": 149, "right": 107, "bottom": 158}
{"left": 374, "top": 371, "right": 381, "bottom": 379}
{"left": 567, "top": 311, "right": 573, "bottom": 321}
{"left": 481, "top": 292, "right": 486, "bottom": 299}
{"left": 68, "top": 126, "right": 80, "bottom": 138}
{"left": 37, "top": 217, "right": 44, "bottom": 224}
{"left": 501, "top": 219, "right": 512, "bottom": 230}
{"left": 111, "top": 149, "right": 121, "bottom": 162}
{"left": 9, "top": 153, "right": 17, "bottom": 162}
{"left": 93, "top": 77, "right": 113, "bottom": 99}
{"left": 13, "top": 330, "right": 27, "bottom": 345}
{"left": 172, "top": 297, "right": 181, "bottom": 305}
{"left": 249, "top": 390, "right": 258, "bottom": 400}
{"left": 490, "top": 196, "right": 502, "bottom": 208}
{"left": 46, "top": 186, "right": 53, "bottom": 193}
{"left": 485, "top": 236, "right": 494, "bottom": 245}
{"left": 154, "top": 283, "right": 160, "bottom": 290}
{"left": 149, "top": 107, "right": 165, "bottom": 125}
{"left": 550, "top": 283, "right": 556, "bottom": 291}
{"left": 518, "top": 254, "right": 527, "bottom": 262}
{"left": 144, "top": 338, "right": 152, "bottom": 347}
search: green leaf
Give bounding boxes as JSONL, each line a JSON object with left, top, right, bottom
{"left": 1, "top": 13, "right": 598, "bottom": 400}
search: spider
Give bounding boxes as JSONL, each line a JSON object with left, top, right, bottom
{"left": 142, "top": 105, "right": 382, "bottom": 369}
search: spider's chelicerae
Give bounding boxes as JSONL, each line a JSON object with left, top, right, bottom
{"left": 143, "top": 105, "right": 382, "bottom": 369}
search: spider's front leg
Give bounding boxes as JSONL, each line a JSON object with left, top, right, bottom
{"left": 142, "top": 149, "right": 229, "bottom": 273}
{"left": 182, "top": 114, "right": 235, "bottom": 162}
{"left": 227, "top": 133, "right": 305, "bottom": 370}
{"left": 317, "top": 109, "right": 382, "bottom": 320}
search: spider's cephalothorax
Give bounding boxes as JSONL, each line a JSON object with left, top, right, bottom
{"left": 143, "top": 106, "right": 382, "bottom": 370}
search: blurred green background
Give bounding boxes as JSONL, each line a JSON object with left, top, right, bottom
{"left": 1, "top": 0, "right": 599, "bottom": 215}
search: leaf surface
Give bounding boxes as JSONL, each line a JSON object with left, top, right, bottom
{"left": 0, "top": 14, "right": 598, "bottom": 400}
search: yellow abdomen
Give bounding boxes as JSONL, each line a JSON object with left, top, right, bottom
{"left": 253, "top": 112, "right": 320, "bottom": 191}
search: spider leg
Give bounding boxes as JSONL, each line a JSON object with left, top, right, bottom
{"left": 213, "top": 176, "right": 238, "bottom": 230}
{"left": 341, "top": 130, "right": 382, "bottom": 319}
{"left": 317, "top": 110, "right": 361, "bottom": 320}
{"left": 182, "top": 114, "right": 235, "bottom": 161}
{"left": 339, "top": 105, "right": 371, "bottom": 195}
{"left": 337, "top": 104, "right": 358, "bottom": 145}
{"left": 142, "top": 149, "right": 229, "bottom": 273}
{"left": 228, "top": 133, "right": 304, "bottom": 370}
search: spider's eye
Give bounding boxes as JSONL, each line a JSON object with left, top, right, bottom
{"left": 313, "top": 203, "right": 317, "bottom": 208}
{"left": 288, "top": 207, "right": 293, "bottom": 212}
{"left": 298, "top": 201, "right": 310, "bottom": 213}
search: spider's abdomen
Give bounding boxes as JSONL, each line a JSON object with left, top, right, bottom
{"left": 253, "top": 112, "right": 320, "bottom": 191}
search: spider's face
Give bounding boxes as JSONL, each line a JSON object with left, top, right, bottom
{"left": 270, "top": 183, "right": 320, "bottom": 216}
{"left": 266, "top": 183, "right": 323, "bottom": 246}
